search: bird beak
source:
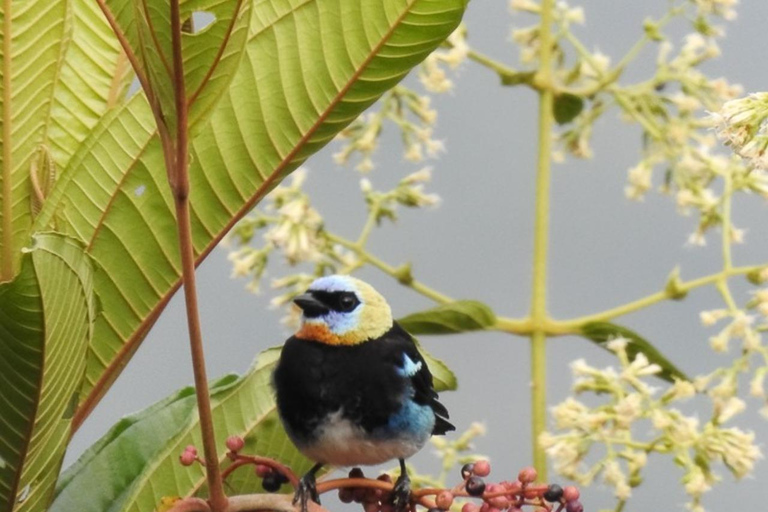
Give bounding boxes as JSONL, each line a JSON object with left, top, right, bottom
{"left": 293, "top": 293, "right": 330, "bottom": 317}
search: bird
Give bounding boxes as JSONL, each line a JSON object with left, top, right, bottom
{"left": 273, "top": 274, "right": 455, "bottom": 512}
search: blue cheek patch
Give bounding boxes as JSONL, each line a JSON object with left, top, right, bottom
{"left": 322, "top": 308, "right": 362, "bottom": 334}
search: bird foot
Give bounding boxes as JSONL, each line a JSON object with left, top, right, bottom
{"left": 293, "top": 471, "right": 320, "bottom": 512}
{"left": 391, "top": 473, "right": 411, "bottom": 512}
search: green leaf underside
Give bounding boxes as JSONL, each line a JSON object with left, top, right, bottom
{"left": 0, "top": 1, "right": 69, "bottom": 277}
{"left": 0, "top": 234, "right": 95, "bottom": 512}
{"left": 413, "top": 340, "right": 457, "bottom": 392}
{"left": 51, "top": 348, "right": 316, "bottom": 512}
{"left": 106, "top": 0, "right": 252, "bottom": 134}
{"left": 48, "top": 0, "right": 134, "bottom": 173}
{"left": 581, "top": 321, "right": 690, "bottom": 383}
{"left": 398, "top": 300, "right": 497, "bottom": 335}
{"left": 34, "top": 0, "right": 467, "bottom": 423}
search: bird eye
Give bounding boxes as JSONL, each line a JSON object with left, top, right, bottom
{"left": 338, "top": 294, "right": 358, "bottom": 312}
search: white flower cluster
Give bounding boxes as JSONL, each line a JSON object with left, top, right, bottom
{"left": 418, "top": 24, "right": 469, "bottom": 93}
{"left": 333, "top": 87, "right": 442, "bottom": 172}
{"left": 543, "top": 339, "right": 762, "bottom": 511}
{"left": 713, "top": 93, "right": 768, "bottom": 172}
{"left": 226, "top": 165, "right": 441, "bottom": 324}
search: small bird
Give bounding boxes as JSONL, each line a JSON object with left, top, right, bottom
{"left": 273, "top": 275, "right": 455, "bottom": 512}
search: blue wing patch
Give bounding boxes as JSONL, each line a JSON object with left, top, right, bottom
{"left": 398, "top": 353, "right": 423, "bottom": 377}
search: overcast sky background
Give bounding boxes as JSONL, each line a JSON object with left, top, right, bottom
{"left": 66, "top": 2, "right": 768, "bottom": 511}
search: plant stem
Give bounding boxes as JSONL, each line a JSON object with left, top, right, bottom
{"left": 557, "top": 264, "right": 761, "bottom": 330}
{"left": 717, "top": 173, "right": 738, "bottom": 311}
{"left": 327, "top": 232, "right": 454, "bottom": 304}
{"left": 169, "top": 1, "right": 226, "bottom": 510}
{"left": 529, "top": 0, "right": 555, "bottom": 480}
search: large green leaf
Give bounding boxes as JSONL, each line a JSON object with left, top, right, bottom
{"left": 398, "top": 300, "right": 497, "bottom": 335}
{"left": 581, "top": 321, "right": 690, "bottom": 383}
{"left": 35, "top": 0, "right": 468, "bottom": 429}
{"left": 0, "top": 233, "right": 95, "bottom": 512}
{"left": 50, "top": 348, "right": 314, "bottom": 512}
{"left": 0, "top": 1, "right": 70, "bottom": 279}
{"left": 103, "top": 0, "right": 252, "bottom": 134}
{"left": 48, "top": 0, "right": 134, "bottom": 172}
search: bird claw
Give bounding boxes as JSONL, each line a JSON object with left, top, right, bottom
{"left": 293, "top": 472, "right": 320, "bottom": 512}
{"left": 391, "top": 473, "right": 412, "bottom": 512}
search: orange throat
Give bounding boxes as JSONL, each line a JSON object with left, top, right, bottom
{"left": 295, "top": 323, "right": 363, "bottom": 346}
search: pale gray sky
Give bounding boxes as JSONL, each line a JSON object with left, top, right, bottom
{"left": 67, "top": 2, "right": 768, "bottom": 511}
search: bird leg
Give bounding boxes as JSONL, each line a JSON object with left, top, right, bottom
{"left": 391, "top": 459, "right": 412, "bottom": 512}
{"left": 293, "top": 462, "right": 323, "bottom": 512}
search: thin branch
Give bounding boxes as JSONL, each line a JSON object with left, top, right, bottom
{"left": 556, "top": 264, "right": 765, "bottom": 330}
{"left": 187, "top": 0, "right": 246, "bottom": 106}
{"left": 327, "top": 232, "right": 454, "bottom": 304}
{"left": 169, "top": 0, "right": 227, "bottom": 510}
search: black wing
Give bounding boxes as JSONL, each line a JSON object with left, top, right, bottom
{"left": 388, "top": 322, "right": 455, "bottom": 435}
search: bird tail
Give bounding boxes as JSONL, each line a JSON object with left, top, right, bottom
{"left": 432, "top": 415, "right": 455, "bottom": 435}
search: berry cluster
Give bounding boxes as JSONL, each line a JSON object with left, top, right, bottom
{"left": 179, "top": 437, "right": 584, "bottom": 512}
{"left": 179, "top": 445, "right": 204, "bottom": 466}
{"left": 337, "top": 469, "right": 397, "bottom": 512}
{"left": 443, "top": 462, "right": 582, "bottom": 512}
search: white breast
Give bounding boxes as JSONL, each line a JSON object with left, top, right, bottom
{"left": 299, "top": 411, "right": 425, "bottom": 466}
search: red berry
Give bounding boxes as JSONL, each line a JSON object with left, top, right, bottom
{"left": 225, "top": 435, "right": 245, "bottom": 452}
{"left": 479, "top": 503, "right": 490, "bottom": 512}
{"left": 473, "top": 460, "right": 491, "bottom": 477}
{"left": 566, "top": 500, "right": 584, "bottom": 512}
{"left": 466, "top": 476, "right": 486, "bottom": 497}
{"left": 184, "top": 445, "right": 197, "bottom": 456}
{"left": 377, "top": 474, "right": 393, "bottom": 484}
{"left": 179, "top": 451, "right": 196, "bottom": 466}
{"left": 462, "top": 503, "right": 480, "bottom": 512}
{"left": 486, "top": 484, "right": 509, "bottom": 509}
{"left": 364, "top": 502, "right": 381, "bottom": 512}
{"left": 517, "top": 467, "right": 537, "bottom": 484}
{"left": 349, "top": 467, "right": 365, "bottom": 479}
{"left": 563, "top": 487, "right": 580, "bottom": 502}
{"left": 255, "top": 464, "right": 271, "bottom": 478}
{"left": 436, "top": 491, "right": 454, "bottom": 510}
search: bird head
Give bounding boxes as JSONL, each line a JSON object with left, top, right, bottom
{"left": 292, "top": 275, "right": 393, "bottom": 346}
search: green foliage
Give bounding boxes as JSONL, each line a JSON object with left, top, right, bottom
{"left": 0, "top": 1, "right": 70, "bottom": 278}
{"left": 398, "top": 301, "right": 497, "bottom": 335}
{"left": 0, "top": 234, "right": 95, "bottom": 512}
{"left": 34, "top": 0, "right": 468, "bottom": 423}
{"left": 414, "top": 341, "right": 458, "bottom": 392}
{"left": 50, "top": 349, "right": 311, "bottom": 512}
{"left": 580, "top": 321, "right": 689, "bottom": 383}
{"left": 0, "top": 0, "right": 468, "bottom": 509}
